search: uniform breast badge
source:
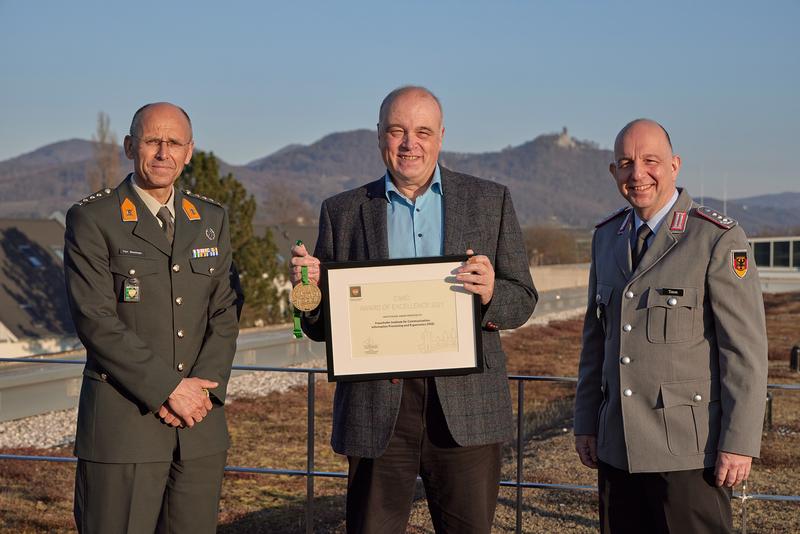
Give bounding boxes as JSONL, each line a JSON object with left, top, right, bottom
{"left": 123, "top": 278, "right": 140, "bottom": 302}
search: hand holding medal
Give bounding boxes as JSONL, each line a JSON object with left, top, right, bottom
{"left": 289, "top": 240, "right": 322, "bottom": 338}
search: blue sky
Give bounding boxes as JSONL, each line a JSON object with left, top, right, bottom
{"left": 1, "top": 1, "right": 797, "bottom": 199}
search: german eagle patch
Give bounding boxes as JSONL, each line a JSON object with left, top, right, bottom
{"left": 731, "top": 250, "right": 748, "bottom": 278}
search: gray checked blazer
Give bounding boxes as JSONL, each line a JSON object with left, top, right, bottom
{"left": 574, "top": 189, "right": 768, "bottom": 473}
{"left": 302, "top": 166, "right": 537, "bottom": 458}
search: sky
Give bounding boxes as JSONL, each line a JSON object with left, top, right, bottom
{"left": 0, "top": 0, "right": 797, "bottom": 199}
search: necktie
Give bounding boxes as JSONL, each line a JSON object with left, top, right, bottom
{"left": 632, "top": 224, "right": 652, "bottom": 270}
{"left": 157, "top": 206, "right": 174, "bottom": 245}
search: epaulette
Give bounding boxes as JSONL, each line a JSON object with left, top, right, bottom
{"left": 182, "top": 189, "right": 222, "bottom": 207}
{"left": 76, "top": 187, "right": 113, "bottom": 206}
{"left": 693, "top": 206, "right": 737, "bottom": 229}
{"left": 595, "top": 206, "right": 631, "bottom": 228}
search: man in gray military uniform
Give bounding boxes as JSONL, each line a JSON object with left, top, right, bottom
{"left": 574, "top": 119, "right": 768, "bottom": 533}
{"left": 291, "top": 86, "right": 536, "bottom": 533}
{"left": 64, "top": 102, "right": 239, "bottom": 533}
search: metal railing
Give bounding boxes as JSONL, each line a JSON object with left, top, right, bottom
{"left": 1, "top": 357, "right": 799, "bottom": 534}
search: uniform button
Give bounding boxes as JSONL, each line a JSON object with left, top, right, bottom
{"left": 623, "top": 324, "right": 632, "bottom": 332}
{"left": 623, "top": 388, "right": 633, "bottom": 397}
{"left": 175, "top": 296, "right": 183, "bottom": 305}
{"left": 128, "top": 268, "right": 136, "bottom": 276}
{"left": 667, "top": 297, "right": 678, "bottom": 306}
{"left": 177, "top": 329, "right": 185, "bottom": 338}
{"left": 620, "top": 356, "right": 631, "bottom": 365}
{"left": 208, "top": 267, "right": 215, "bottom": 274}
{"left": 177, "top": 362, "right": 185, "bottom": 372}
{"left": 172, "top": 264, "right": 180, "bottom": 272}
{"left": 693, "top": 394, "right": 702, "bottom": 402}
{"left": 625, "top": 291, "right": 634, "bottom": 299}
{"left": 100, "top": 373, "right": 108, "bottom": 381}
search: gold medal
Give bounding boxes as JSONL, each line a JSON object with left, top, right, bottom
{"left": 290, "top": 282, "right": 322, "bottom": 312}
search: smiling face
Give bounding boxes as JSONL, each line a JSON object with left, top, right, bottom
{"left": 610, "top": 120, "right": 681, "bottom": 221}
{"left": 124, "top": 103, "right": 194, "bottom": 198}
{"left": 378, "top": 89, "right": 444, "bottom": 195}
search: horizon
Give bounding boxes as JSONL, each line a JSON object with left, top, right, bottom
{"left": 1, "top": 1, "right": 797, "bottom": 198}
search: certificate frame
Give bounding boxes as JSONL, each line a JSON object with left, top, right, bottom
{"left": 322, "top": 255, "right": 483, "bottom": 382}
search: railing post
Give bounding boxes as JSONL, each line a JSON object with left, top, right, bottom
{"left": 764, "top": 392, "right": 773, "bottom": 432}
{"left": 516, "top": 379, "right": 524, "bottom": 534}
{"left": 306, "top": 371, "right": 315, "bottom": 534}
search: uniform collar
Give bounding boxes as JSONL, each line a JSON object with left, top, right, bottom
{"left": 130, "top": 174, "right": 176, "bottom": 220}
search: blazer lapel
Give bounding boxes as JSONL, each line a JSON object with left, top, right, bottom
{"left": 117, "top": 176, "right": 172, "bottom": 257}
{"left": 441, "top": 168, "right": 466, "bottom": 255}
{"left": 614, "top": 211, "right": 633, "bottom": 279}
{"left": 362, "top": 178, "right": 389, "bottom": 260}
{"left": 172, "top": 190, "right": 202, "bottom": 259}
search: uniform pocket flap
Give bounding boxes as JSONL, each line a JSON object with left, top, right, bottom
{"left": 190, "top": 257, "right": 218, "bottom": 276}
{"left": 595, "top": 284, "right": 613, "bottom": 306}
{"left": 646, "top": 287, "right": 698, "bottom": 309}
{"left": 660, "top": 378, "right": 718, "bottom": 408}
{"left": 109, "top": 255, "right": 159, "bottom": 276}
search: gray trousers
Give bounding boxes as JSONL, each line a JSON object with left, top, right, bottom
{"left": 74, "top": 451, "right": 227, "bottom": 534}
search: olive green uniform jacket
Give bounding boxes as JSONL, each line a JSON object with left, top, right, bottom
{"left": 574, "top": 189, "right": 768, "bottom": 473}
{"left": 64, "top": 175, "right": 239, "bottom": 463}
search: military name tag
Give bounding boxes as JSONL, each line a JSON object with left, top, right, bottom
{"left": 124, "top": 278, "right": 140, "bottom": 302}
{"left": 660, "top": 288, "right": 684, "bottom": 296}
{"left": 290, "top": 283, "right": 322, "bottom": 312}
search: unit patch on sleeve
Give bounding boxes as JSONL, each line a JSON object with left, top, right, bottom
{"left": 731, "top": 249, "right": 748, "bottom": 278}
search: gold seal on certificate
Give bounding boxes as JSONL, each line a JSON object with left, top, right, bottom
{"left": 290, "top": 282, "right": 322, "bottom": 312}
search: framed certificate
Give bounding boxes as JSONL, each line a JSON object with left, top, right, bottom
{"left": 322, "top": 255, "right": 483, "bottom": 382}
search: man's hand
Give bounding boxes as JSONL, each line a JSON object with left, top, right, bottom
{"left": 290, "top": 242, "right": 321, "bottom": 286}
{"left": 456, "top": 249, "right": 495, "bottom": 305}
{"left": 715, "top": 451, "right": 752, "bottom": 487}
{"left": 158, "top": 404, "right": 183, "bottom": 427}
{"left": 575, "top": 434, "right": 598, "bottom": 469}
{"left": 166, "top": 377, "right": 217, "bottom": 428}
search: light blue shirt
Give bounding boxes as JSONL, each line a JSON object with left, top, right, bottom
{"left": 633, "top": 188, "right": 680, "bottom": 247}
{"left": 384, "top": 164, "right": 444, "bottom": 259}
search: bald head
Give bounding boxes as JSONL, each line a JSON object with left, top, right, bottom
{"left": 129, "top": 102, "right": 192, "bottom": 138}
{"left": 378, "top": 86, "right": 443, "bottom": 129}
{"left": 614, "top": 118, "right": 672, "bottom": 155}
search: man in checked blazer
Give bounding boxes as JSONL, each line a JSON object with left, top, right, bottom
{"left": 291, "top": 86, "right": 537, "bottom": 533}
{"left": 64, "top": 103, "right": 239, "bottom": 533}
{"left": 574, "top": 119, "right": 768, "bottom": 533}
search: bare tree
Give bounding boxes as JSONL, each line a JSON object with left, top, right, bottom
{"left": 87, "top": 111, "right": 119, "bottom": 192}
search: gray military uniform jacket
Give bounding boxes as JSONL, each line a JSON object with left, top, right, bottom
{"left": 64, "top": 175, "right": 239, "bottom": 463}
{"left": 574, "top": 189, "right": 768, "bottom": 473}
{"left": 303, "top": 167, "right": 537, "bottom": 458}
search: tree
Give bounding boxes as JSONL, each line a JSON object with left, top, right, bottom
{"left": 260, "top": 182, "right": 316, "bottom": 225}
{"left": 180, "top": 151, "right": 288, "bottom": 326}
{"left": 87, "top": 111, "right": 119, "bottom": 192}
{"left": 523, "top": 225, "right": 591, "bottom": 265}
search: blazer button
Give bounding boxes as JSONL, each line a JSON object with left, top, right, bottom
{"left": 620, "top": 356, "right": 631, "bottom": 365}
{"left": 625, "top": 291, "right": 634, "bottom": 299}
{"left": 209, "top": 267, "right": 215, "bottom": 274}
{"left": 667, "top": 297, "right": 678, "bottom": 306}
{"left": 128, "top": 268, "right": 136, "bottom": 276}
{"left": 100, "top": 372, "right": 108, "bottom": 381}
{"left": 623, "top": 324, "right": 632, "bottom": 332}
{"left": 175, "top": 296, "right": 183, "bottom": 305}
{"left": 177, "top": 362, "right": 185, "bottom": 371}
{"left": 693, "top": 394, "right": 702, "bottom": 402}
{"left": 623, "top": 388, "right": 633, "bottom": 397}
{"left": 172, "top": 264, "right": 180, "bottom": 272}
{"left": 177, "top": 329, "right": 185, "bottom": 338}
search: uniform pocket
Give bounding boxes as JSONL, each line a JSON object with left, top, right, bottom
{"left": 661, "top": 378, "right": 719, "bottom": 455}
{"left": 646, "top": 287, "right": 698, "bottom": 343}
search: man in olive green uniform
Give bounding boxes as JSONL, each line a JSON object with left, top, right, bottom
{"left": 574, "top": 119, "right": 768, "bottom": 533}
{"left": 64, "top": 102, "right": 239, "bottom": 533}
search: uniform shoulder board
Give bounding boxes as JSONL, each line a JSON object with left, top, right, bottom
{"left": 595, "top": 206, "right": 631, "bottom": 228}
{"left": 76, "top": 187, "right": 114, "bottom": 206}
{"left": 693, "top": 206, "right": 737, "bottom": 229}
{"left": 182, "top": 189, "right": 222, "bottom": 207}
